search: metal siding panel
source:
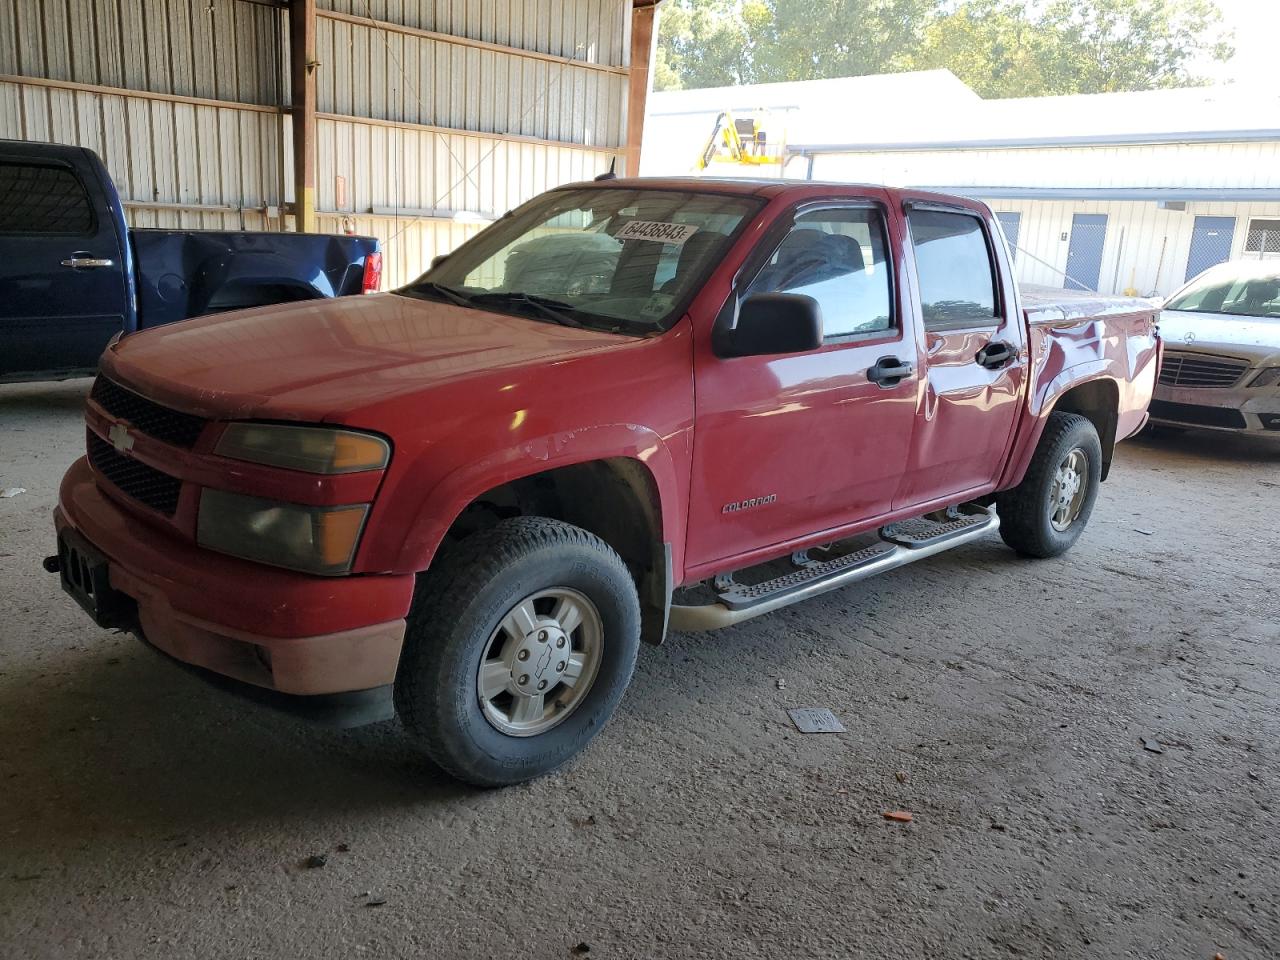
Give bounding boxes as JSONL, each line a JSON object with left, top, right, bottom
{"left": 73, "top": 89, "right": 100, "bottom": 154}
{"left": 0, "top": 3, "right": 20, "bottom": 76}
{"left": 11, "top": 0, "right": 42, "bottom": 76}
{"left": 169, "top": 0, "right": 196, "bottom": 98}
{"left": 93, "top": 0, "right": 124, "bottom": 87}
{"left": 42, "top": 0, "right": 71, "bottom": 81}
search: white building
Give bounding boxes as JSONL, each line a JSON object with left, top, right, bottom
{"left": 641, "top": 71, "right": 1280, "bottom": 297}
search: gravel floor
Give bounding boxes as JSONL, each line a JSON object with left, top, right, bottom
{"left": 2, "top": 378, "right": 1278, "bottom": 960}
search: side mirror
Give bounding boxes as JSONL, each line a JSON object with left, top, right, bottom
{"left": 716, "top": 293, "right": 823, "bottom": 358}
{"left": 430, "top": 254, "right": 450, "bottom": 270}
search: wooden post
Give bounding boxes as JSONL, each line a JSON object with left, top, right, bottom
{"left": 289, "top": 0, "right": 317, "bottom": 232}
{"left": 625, "top": 1, "right": 660, "bottom": 177}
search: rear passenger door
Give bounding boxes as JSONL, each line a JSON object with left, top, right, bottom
{"left": 894, "top": 203, "right": 1026, "bottom": 510}
{"left": 0, "top": 154, "right": 128, "bottom": 380}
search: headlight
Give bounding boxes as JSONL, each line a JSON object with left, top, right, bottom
{"left": 197, "top": 489, "right": 369, "bottom": 575}
{"left": 1248, "top": 368, "right": 1280, "bottom": 388}
{"left": 215, "top": 423, "right": 390, "bottom": 474}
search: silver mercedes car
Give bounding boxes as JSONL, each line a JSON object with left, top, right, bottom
{"left": 1151, "top": 261, "right": 1280, "bottom": 437}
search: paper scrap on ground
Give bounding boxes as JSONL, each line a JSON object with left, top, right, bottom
{"left": 788, "top": 707, "right": 846, "bottom": 734}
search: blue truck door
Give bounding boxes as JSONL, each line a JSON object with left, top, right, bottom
{"left": 995, "top": 212, "right": 1021, "bottom": 262}
{"left": 1064, "top": 213, "right": 1107, "bottom": 291}
{"left": 1185, "top": 216, "right": 1236, "bottom": 282}
{"left": 0, "top": 155, "right": 128, "bottom": 380}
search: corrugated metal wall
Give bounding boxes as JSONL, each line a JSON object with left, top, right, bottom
{"left": 0, "top": 0, "right": 631, "bottom": 285}
{"left": 988, "top": 200, "right": 1280, "bottom": 297}
{"left": 313, "top": 1, "right": 628, "bottom": 286}
{"left": 810, "top": 141, "right": 1280, "bottom": 192}
{"left": 804, "top": 142, "right": 1280, "bottom": 297}
{"left": 0, "top": 0, "right": 288, "bottom": 230}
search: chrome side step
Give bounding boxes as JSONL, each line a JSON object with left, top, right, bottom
{"left": 669, "top": 506, "right": 999, "bottom": 632}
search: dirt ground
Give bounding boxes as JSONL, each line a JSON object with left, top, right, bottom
{"left": 1, "top": 378, "right": 1277, "bottom": 960}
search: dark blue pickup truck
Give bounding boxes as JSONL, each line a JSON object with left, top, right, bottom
{"left": 0, "top": 140, "right": 382, "bottom": 383}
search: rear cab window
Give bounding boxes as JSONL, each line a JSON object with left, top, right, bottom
{"left": 0, "top": 162, "right": 95, "bottom": 235}
{"left": 907, "top": 207, "right": 1000, "bottom": 330}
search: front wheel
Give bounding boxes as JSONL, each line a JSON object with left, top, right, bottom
{"left": 394, "top": 517, "right": 641, "bottom": 787}
{"left": 997, "top": 412, "right": 1103, "bottom": 558}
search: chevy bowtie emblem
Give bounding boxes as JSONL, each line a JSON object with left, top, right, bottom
{"left": 108, "top": 422, "right": 134, "bottom": 454}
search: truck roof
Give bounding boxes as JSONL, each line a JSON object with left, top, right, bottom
{"left": 556, "top": 176, "right": 988, "bottom": 212}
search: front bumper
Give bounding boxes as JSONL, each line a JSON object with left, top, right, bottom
{"left": 1149, "top": 384, "right": 1280, "bottom": 435}
{"left": 56, "top": 456, "right": 415, "bottom": 714}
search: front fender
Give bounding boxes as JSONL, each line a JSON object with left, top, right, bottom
{"left": 375, "top": 422, "right": 686, "bottom": 576}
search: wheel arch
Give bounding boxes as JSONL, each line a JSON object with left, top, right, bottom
{"left": 412, "top": 455, "right": 675, "bottom": 646}
{"left": 1047, "top": 377, "right": 1120, "bottom": 480}
{"left": 1002, "top": 370, "right": 1123, "bottom": 489}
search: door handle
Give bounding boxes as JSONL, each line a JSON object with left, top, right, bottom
{"left": 867, "top": 355, "right": 914, "bottom": 388}
{"left": 975, "top": 340, "right": 1016, "bottom": 369}
{"left": 61, "top": 256, "right": 115, "bottom": 269}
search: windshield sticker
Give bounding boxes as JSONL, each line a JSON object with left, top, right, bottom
{"left": 641, "top": 293, "right": 674, "bottom": 318}
{"left": 615, "top": 220, "right": 700, "bottom": 246}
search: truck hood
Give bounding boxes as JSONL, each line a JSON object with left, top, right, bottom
{"left": 102, "top": 293, "right": 635, "bottom": 421}
{"left": 1157, "top": 309, "right": 1280, "bottom": 361}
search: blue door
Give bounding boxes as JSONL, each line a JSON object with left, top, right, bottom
{"left": 0, "top": 156, "right": 128, "bottom": 380}
{"left": 995, "top": 212, "right": 1021, "bottom": 262}
{"left": 1185, "top": 216, "right": 1236, "bottom": 282}
{"left": 1064, "top": 214, "right": 1107, "bottom": 291}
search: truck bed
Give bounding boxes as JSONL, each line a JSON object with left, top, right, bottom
{"left": 131, "top": 229, "right": 381, "bottom": 330}
{"left": 1019, "top": 283, "right": 1157, "bottom": 325}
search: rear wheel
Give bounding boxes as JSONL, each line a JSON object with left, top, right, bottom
{"left": 394, "top": 517, "right": 640, "bottom": 787}
{"left": 997, "top": 412, "right": 1102, "bottom": 558}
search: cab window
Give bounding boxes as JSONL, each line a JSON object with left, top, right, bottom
{"left": 746, "top": 206, "right": 893, "bottom": 339}
{"left": 907, "top": 209, "right": 999, "bottom": 329}
{"left": 0, "top": 162, "right": 94, "bottom": 235}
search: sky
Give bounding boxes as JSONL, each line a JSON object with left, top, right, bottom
{"left": 1196, "top": 0, "right": 1280, "bottom": 88}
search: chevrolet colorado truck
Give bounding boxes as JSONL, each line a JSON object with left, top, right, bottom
{"left": 50, "top": 178, "right": 1159, "bottom": 786}
{"left": 1, "top": 139, "right": 382, "bottom": 383}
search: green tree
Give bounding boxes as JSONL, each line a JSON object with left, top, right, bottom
{"left": 652, "top": 0, "right": 756, "bottom": 90}
{"left": 917, "top": 1, "right": 1054, "bottom": 98}
{"left": 737, "top": 0, "right": 938, "bottom": 83}
{"left": 655, "top": 0, "right": 1235, "bottom": 98}
{"left": 1035, "top": 0, "right": 1234, "bottom": 94}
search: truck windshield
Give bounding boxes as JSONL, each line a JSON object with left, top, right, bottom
{"left": 400, "top": 187, "right": 764, "bottom": 334}
{"left": 1165, "top": 265, "right": 1280, "bottom": 318}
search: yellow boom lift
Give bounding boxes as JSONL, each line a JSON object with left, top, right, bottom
{"left": 697, "top": 110, "right": 781, "bottom": 170}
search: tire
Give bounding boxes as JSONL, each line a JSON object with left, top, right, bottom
{"left": 394, "top": 517, "right": 641, "bottom": 787}
{"left": 996, "top": 412, "right": 1103, "bottom": 559}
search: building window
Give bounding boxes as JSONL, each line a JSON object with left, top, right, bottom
{"left": 1245, "top": 219, "right": 1280, "bottom": 256}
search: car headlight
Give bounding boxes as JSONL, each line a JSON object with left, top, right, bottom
{"left": 197, "top": 489, "right": 369, "bottom": 575}
{"left": 1248, "top": 367, "right": 1280, "bottom": 388}
{"left": 215, "top": 423, "right": 390, "bottom": 474}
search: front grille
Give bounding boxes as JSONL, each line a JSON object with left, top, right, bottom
{"left": 87, "top": 431, "right": 182, "bottom": 515}
{"left": 1148, "top": 399, "right": 1247, "bottom": 430}
{"left": 90, "top": 376, "right": 207, "bottom": 448}
{"left": 1157, "top": 352, "right": 1250, "bottom": 388}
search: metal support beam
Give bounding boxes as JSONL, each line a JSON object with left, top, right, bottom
{"left": 289, "top": 0, "right": 317, "bottom": 233}
{"left": 625, "top": 1, "right": 660, "bottom": 176}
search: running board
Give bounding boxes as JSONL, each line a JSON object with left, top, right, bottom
{"left": 669, "top": 506, "right": 999, "bottom": 631}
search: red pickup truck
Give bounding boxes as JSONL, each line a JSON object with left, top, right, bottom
{"left": 51, "top": 179, "right": 1159, "bottom": 785}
